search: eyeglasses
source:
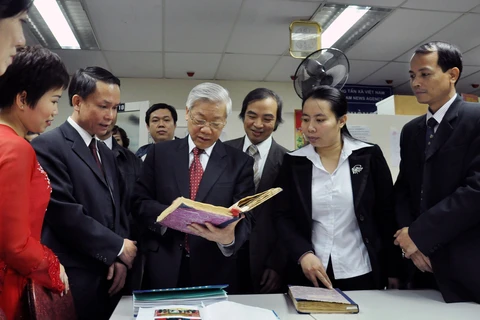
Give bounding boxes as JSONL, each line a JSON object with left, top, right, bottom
{"left": 189, "top": 113, "right": 226, "bottom": 130}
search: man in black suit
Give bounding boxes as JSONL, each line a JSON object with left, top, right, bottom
{"left": 394, "top": 41, "right": 480, "bottom": 303}
{"left": 133, "top": 82, "right": 255, "bottom": 293}
{"left": 135, "top": 103, "right": 178, "bottom": 160}
{"left": 32, "top": 67, "right": 137, "bottom": 319}
{"left": 225, "top": 88, "right": 288, "bottom": 293}
{"left": 98, "top": 118, "right": 144, "bottom": 292}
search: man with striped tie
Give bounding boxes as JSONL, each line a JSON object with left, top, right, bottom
{"left": 225, "top": 88, "right": 289, "bottom": 294}
{"left": 133, "top": 83, "right": 255, "bottom": 293}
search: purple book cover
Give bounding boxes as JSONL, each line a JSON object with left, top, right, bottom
{"left": 159, "top": 203, "right": 239, "bottom": 234}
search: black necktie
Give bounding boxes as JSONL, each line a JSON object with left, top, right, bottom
{"left": 425, "top": 117, "right": 438, "bottom": 150}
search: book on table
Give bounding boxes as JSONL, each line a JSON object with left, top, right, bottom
{"left": 132, "top": 285, "right": 228, "bottom": 318}
{"left": 156, "top": 187, "right": 282, "bottom": 235}
{"left": 288, "top": 285, "right": 359, "bottom": 314}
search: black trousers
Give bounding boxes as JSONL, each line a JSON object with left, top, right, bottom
{"left": 67, "top": 267, "right": 121, "bottom": 320}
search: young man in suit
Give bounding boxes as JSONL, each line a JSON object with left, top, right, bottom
{"left": 135, "top": 103, "right": 178, "bottom": 160}
{"left": 132, "top": 82, "right": 255, "bottom": 293}
{"left": 225, "top": 88, "right": 288, "bottom": 293}
{"left": 32, "top": 67, "right": 137, "bottom": 319}
{"left": 394, "top": 41, "right": 480, "bottom": 303}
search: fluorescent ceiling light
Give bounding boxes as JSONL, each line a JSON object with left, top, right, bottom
{"left": 321, "top": 5, "right": 370, "bottom": 49}
{"left": 34, "top": 0, "right": 80, "bottom": 49}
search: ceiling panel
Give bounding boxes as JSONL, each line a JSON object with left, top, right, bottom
{"left": 216, "top": 54, "right": 279, "bottom": 81}
{"left": 165, "top": 53, "right": 222, "bottom": 79}
{"left": 24, "top": 27, "right": 41, "bottom": 46}
{"left": 463, "top": 45, "right": 480, "bottom": 66}
{"left": 104, "top": 51, "right": 163, "bottom": 78}
{"left": 265, "top": 56, "right": 300, "bottom": 82}
{"left": 164, "top": 0, "right": 242, "bottom": 53}
{"left": 472, "top": 5, "right": 480, "bottom": 13}
{"left": 84, "top": 0, "right": 163, "bottom": 52}
{"left": 401, "top": 0, "right": 480, "bottom": 12}
{"left": 327, "top": 0, "right": 404, "bottom": 7}
{"left": 52, "top": 50, "right": 110, "bottom": 75}
{"left": 359, "top": 62, "right": 410, "bottom": 86}
{"left": 347, "top": 60, "right": 388, "bottom": 84}
{"left": 226, "top": 1, "right": 319, "bottom": 55}
{"left": 347, "top": 9, "right": 461, "bottom": 61}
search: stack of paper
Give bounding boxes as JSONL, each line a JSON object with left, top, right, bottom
{"left": 133, "top": 285, "right": 228, "bottom": 318}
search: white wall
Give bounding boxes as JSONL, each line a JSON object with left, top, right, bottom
{"left": 51, "top": 78, "right": 417, "bottom": 179}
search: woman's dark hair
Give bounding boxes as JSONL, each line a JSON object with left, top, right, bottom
{"left": 112, "top": 125, "right": 130, "bottom": 148}
{"left": 0, "top": 0, "right": 32, "bottom": 19}
{"left": 68, "top": 66, "right": 121, "bottom": 106}
{"left": 239, "top": 88, "right": 284, "bottom": 131}
{"left": 301, "top": 85, "right": 353, "bottom": 139}
{"left": 0, "top": 46, "right": 69, "bottom": 110}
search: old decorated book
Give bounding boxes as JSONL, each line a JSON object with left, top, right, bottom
{"left": 156, "top": 187, "right": 282, "bottom": 234}
{"left": 288, "top": 285, "right": 359, "bottom": 314}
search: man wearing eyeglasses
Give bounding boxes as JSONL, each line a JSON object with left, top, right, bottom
{"left": 133, "top": 82, "right": 255, "bottom": 293}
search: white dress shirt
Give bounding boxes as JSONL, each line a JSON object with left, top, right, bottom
{"left": 242, "top": 135, "right": 272, "bottom": 179}
{"left": 67, "top": 117, "right": 125, "bottom": 256}
{"left": 426, "top": 94, "right": 457, "bottom": 133}
{"left": 290, "top": 137, "right": 373, "bottom": 279}
{"left": 100, "top": 135, "right": 113, "bottom": 150}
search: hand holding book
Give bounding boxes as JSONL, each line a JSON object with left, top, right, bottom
{"left": 187, "top": 215, "right": 244, "bottom": 245}
{"left": 156, "top": 188, "right": 282, "bottom": 235}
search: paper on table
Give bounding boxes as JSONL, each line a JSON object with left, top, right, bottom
{"left": 200, "top": 301, "right": 279, "bottom": 320}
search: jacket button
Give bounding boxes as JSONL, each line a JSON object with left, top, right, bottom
{"left": 359, "top": 215, "right": 365, "bottom": 222}
{"left": 103, "top": 258, "right": 107, "bottom": 263}
{"left": 364, "top": 237, "right": 369, "bottom": 244}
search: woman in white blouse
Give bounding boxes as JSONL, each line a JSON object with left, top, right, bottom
{"left": 274, "top": 86, "right": 400, "bottom": 290}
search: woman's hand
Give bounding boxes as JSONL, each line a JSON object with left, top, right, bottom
{"left": 300, "top": 253, "right": 333, "bottom": 289}
{"left": 59, "top": 264, "right": 69, "bottom": 296}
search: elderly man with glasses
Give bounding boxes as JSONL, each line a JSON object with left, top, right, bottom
{"left": 133, "top": 82, "right": 255, "bottom": 293}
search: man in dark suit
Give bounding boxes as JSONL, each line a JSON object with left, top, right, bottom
{"left": 32, "top": 67, "right": 137, "bottom": 319}
{"left": 98, "top": 118, "right": 144, "bottom": 292}
{"left": 394, "top": 41, "right": 480, "bottom": 303}
{"left": 225, "top": 88, "right": 288, "bottom": 293}
{"left": 135, "top": 103, "right": 179, "bottom": 160}
{"left": 133, "top": 82, "right": 255, "bottom": 293}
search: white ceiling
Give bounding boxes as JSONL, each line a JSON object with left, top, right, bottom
{"left": 25, "top": 0, "right": 480, "bottom": 96}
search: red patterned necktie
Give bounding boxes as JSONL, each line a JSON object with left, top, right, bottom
{"left": 88, "top": 139, "right": 104, "bottom": 174}
{"left": 185, "top": 147, "right": 204, "bottom": 254}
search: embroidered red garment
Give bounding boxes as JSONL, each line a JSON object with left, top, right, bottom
{"left": 0, "top": 125, "right": 64, "bottom": 320}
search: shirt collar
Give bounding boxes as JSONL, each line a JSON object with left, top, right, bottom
{"left": 426, "top": 94, "right": 457, "bottom": 125}
{"left": 187, "top": 135, "right": 216, "bottom": 157}
{"left": 289, "top": 136, "right": 372, "bottom": 169}
{"left": 67, "top": 117, "right": 95, "bottom": 147}
{"left": 242, "top": 135, "right": 272, "bottom": 159}
{"left": 100, "top": 135, "right": 113, "bottom": 150}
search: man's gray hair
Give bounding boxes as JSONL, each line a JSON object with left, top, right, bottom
{"left": 186, "top": 82, "right": 232, "bottom": 116}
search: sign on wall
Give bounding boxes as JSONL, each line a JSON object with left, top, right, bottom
{"left": 341, "top": 84, "right": 393, "bottom": 114}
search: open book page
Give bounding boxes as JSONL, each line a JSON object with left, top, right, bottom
{"left": 235, "top": 187, "right": 282, "bottom": 211}
{"left": 137, "top": 305, "right": 202, "bottom": 320}
{"left": 289, "top": 286, "right": 350, "bottom": 304}
{"left": 200, "top": 301, "right": 279, "bottom": 320}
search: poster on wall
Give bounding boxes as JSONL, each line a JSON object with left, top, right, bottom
{"left": 341, "top": 84, "right": 393, "bottom": 113}
{"left": 294, "top": 109, "right": 307, "bottom": 149}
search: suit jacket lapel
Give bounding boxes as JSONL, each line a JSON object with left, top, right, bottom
{"left": 348, "top": 152, "right": 371, "bottom": 211}
{"left": 62, "top": 122, "right": 107, "bottom": 185}
{"left": 174, "top": 138, "right": 190, "bottom": 198}
{"left": 195, "top": 141, "right": 227, "bottom": 203}
{"left": 425, "top": 97, "right": 460, "bottom": 161}
{"left": 98, "top": 142, "right": 116, "bottom": 203}
{"left": 291, "top": 157, "right": 313, "bottom": 225}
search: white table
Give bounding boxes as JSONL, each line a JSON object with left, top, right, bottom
{"left": 110, "top": 290, "right": 480, "bottom": 320}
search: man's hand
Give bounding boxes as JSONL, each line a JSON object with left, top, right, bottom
{"left": 107, "top": 262, "right": 127, "bottom": 296}
{"left": 259, "top": 269, "right": 281, "bottom": 293}
{"left": 299, "top": 253, "right": 333, "bottom": 289}
{"left": 187, "top": 216, "right": 243, "bottom": 245}
{"left": 410, "top": 251, "right": 433, "bottom": 273}
{"left": 394, "top": 227, "right": 418, "bottom": 258}
{"left": 119, "top": 239, "right": 137, "bottom": 269}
